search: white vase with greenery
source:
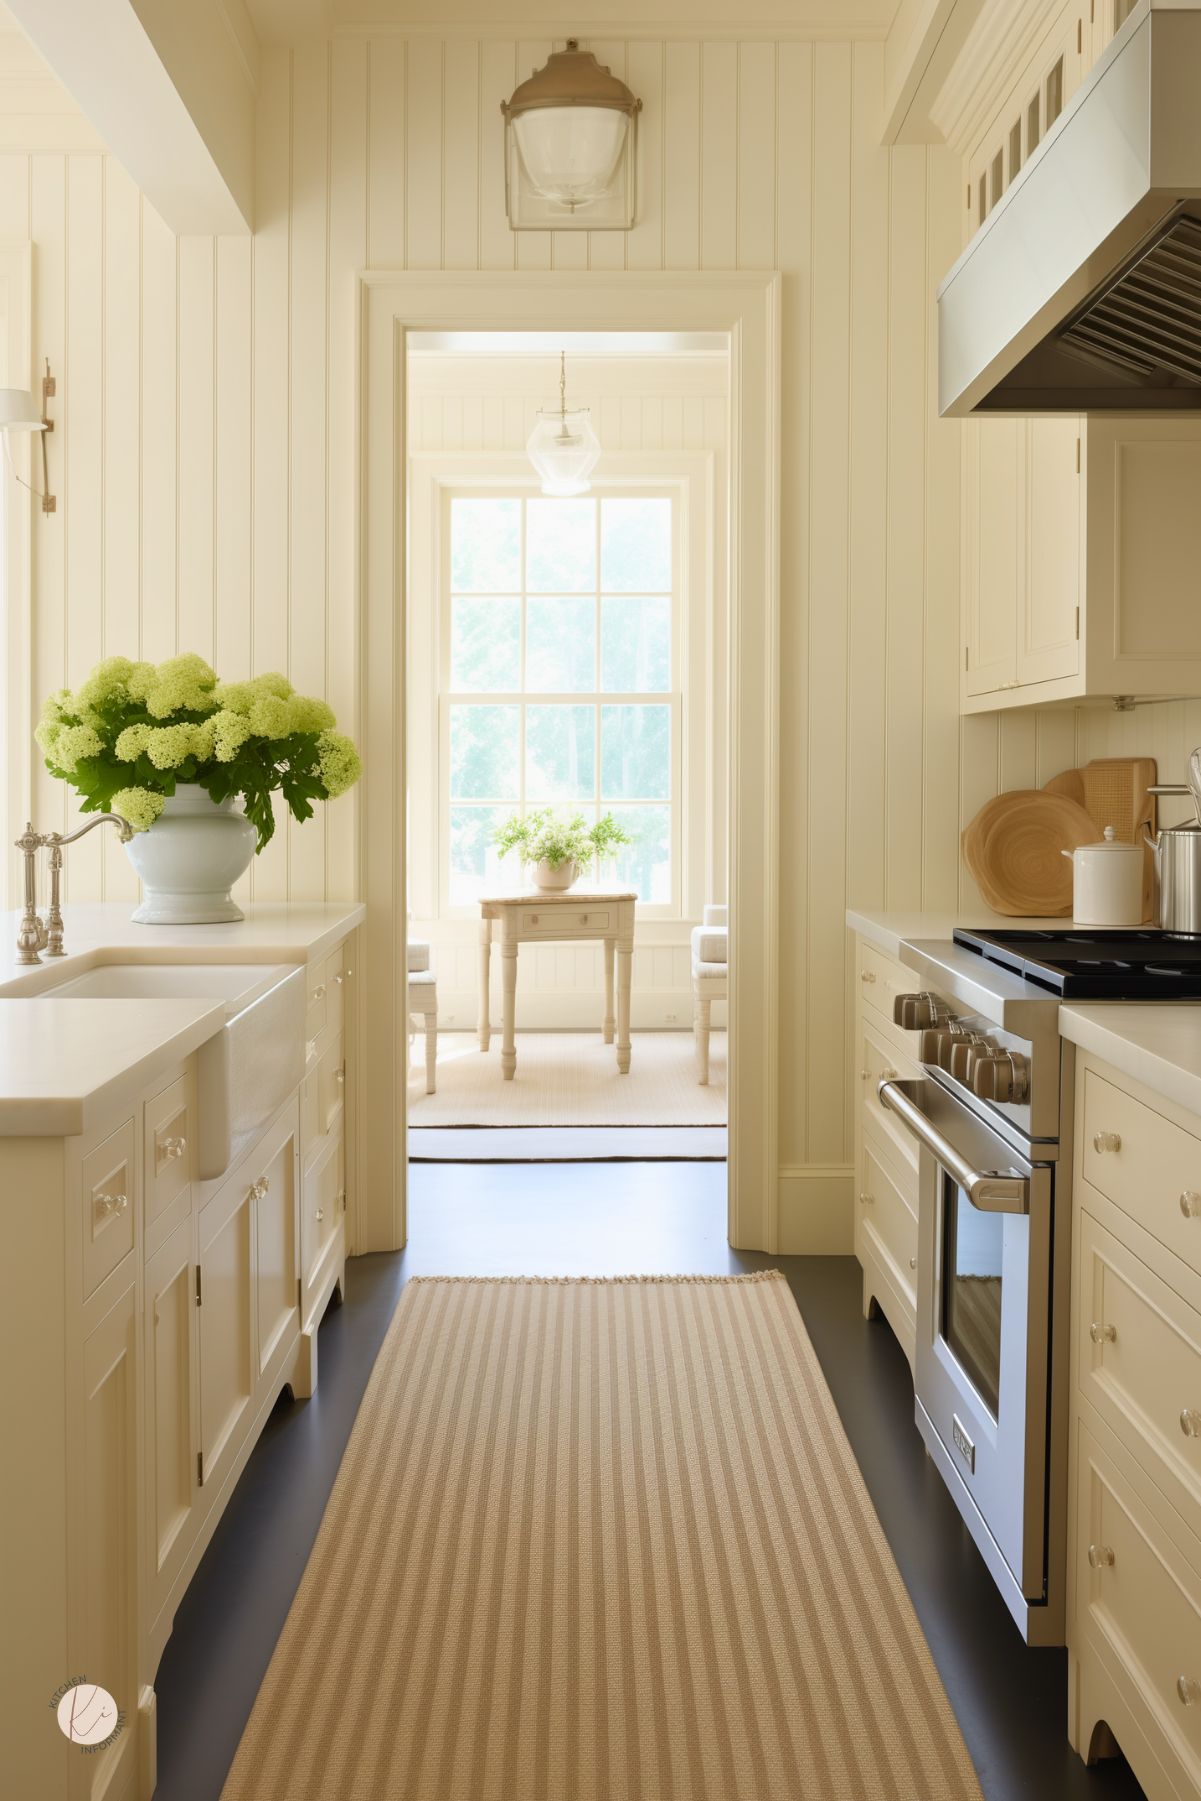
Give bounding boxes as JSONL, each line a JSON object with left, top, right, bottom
{"left": 494, "top": 808, "right": 633, "bottom": 893}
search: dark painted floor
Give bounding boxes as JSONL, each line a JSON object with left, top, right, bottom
{"left": 153, "top": 1158, "right": 1145, "bottom": 1801}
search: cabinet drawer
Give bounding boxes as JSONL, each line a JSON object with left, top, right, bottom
{"left": 856, "top": 1016, "right": 921, "bottom": 1174}
{"left": 1082, "top": 1069, "right": 1201, "bottom": 1284}
{"left": 517, "top": 905, "right": 611, "bottom": 934}
{"left": 1077, "top": 1210, "right": 1201, "bottom": 1527}
{"left": 858, "top": 1130, "right": 918, "bottom": 1312}
{"left": 144, "top": 1073, "right": 191, "bottom": 1230}
{"left": 301, "top": 1130, "right": 344, "bottom": 1309}
{"left": 325, "top": 949, "right": 347, "bottom": 1036}
{"left": 81, "top": 1117, "right": 136, "bottom": 1299}
{"left": 856, "top": 939, "right": 917, "bottom": 1032}
{"left": 304, "top": 962, "right": 330, "bottom": 1042}
{"left": 1075, "top": 1421, "right": 1201, "bottom": 1797}
{"left": 318, "top": 1034, "right": 346, "bottom": 1137}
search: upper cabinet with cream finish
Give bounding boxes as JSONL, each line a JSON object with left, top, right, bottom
{"left": 963, "top": 416, "right": 1201, "bottom": 712}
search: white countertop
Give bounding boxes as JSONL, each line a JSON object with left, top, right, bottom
{"left": 847, "top": 906, "right": 1201, "bottom": 1122}
{"left": 846, "top": 908, "right": 1067, "bottom": 961}
{"left": 0, "top": 901, "right": 364, "bottom": 1136}
{"left": 1058, "top": 1003, "right": 1201, "bottom": 1119}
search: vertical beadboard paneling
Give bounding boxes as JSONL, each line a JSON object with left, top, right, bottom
{"left": 366, "top": 37, "right": 405, "bottom": 270}
{"left": 65, "top": 155, "right": 104, "bottom": 898}
{"left": 805, "top": 41, "right": 852, "bottom": 1169}
{"left": 31, "top": 154, "right": 67, "bottom": 841}
{"left": 288, "top": 42, "right": 330, "bottom": 901}
{"left": 736, "top": 43, "right": 776, "bottom": 269}
{"left": 249, "top": 47, "right": 292, "bottom": 899}
{"left": 176, "top": 236, "right": 216, "bottom": 663}
{"left": 478, "top": 42, "right": 516, "bottom": 273}
{"left": 442, "top": 41, "right": 480, "bottom": 272}
{"left": 626, "top": 40, "right": 664, "bottom": 275}
{"left": 699, "top": 43, "right": 737, "bottom": 271}
{"left": 663, "top": 42, "right": 700, "bottom": 271}
{"left": 139, "top": 196, "right": 178, "bottom": 668}
{"left": 774, "top": 38, "right": 813, "bottom": 1172}
{"left": 101, "top": 159, "right": 142, "bottom": 899}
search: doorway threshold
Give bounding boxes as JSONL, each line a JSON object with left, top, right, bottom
{"left": 408, "top": 1125, "right": 728, "bottom": 1162}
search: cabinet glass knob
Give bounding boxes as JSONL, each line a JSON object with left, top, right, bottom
{"left": 96, "top": 1191, "right": 128, "bottom": 1218}
{"left": 333, "top": 973, "right": 345, "bottom": 986}
{"left": 1087, "top": 1543, "right": 1114, "bottom": 1569}
{"left": 908, "top": 1256, "right": 917, "bottom": 1270}
{"left": 1180, "top": 1408, "right": 1201, "bottom": 1438}
{"left": 1089, "top": 1321, "right": 1117, "bottom": 1346}
{"left": 860, "top": 970, "right": 876, "bottom": 984}
{"left": 249, "top": 1175, "right": 269, "bottom": 1201}
{"left": 312, "top": 982, "right": 326, "bottom": 1000}
{"left": 315, "top": 1207, "right": 325, "bottom": 1222}
{"left": 1092, "top": 1131, "right": 1121, "bottom": 1155}
{"left": 1181, "top": 1191, "right": 1201, "bottom": 1219}
{"left": 336, "top": 1067, "right": 345, "bottom": 1085}
{"left": 162, "top": 1135, "right": 186, "bottom": 1160}
{"left": 1178, "top": 1675, "right": 1201, "bottom": 1706}
{"left": 859, "top": 1191, "right": 874, "bottom": 1206}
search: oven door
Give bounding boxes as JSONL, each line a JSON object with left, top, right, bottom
{"left": 879, "top": 1076, "right": 1053, "bottom": 1612}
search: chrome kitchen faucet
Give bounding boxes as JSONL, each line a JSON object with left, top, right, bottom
{"left": 14, "top": 813, "right": 133, "bottom": 963}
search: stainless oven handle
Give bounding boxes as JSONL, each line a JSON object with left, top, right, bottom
{"left": 877, "top": 1078, "right": 1029, "bottom": 1215}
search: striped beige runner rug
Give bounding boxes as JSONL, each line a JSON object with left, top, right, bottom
{"left": 222, "top": 1272, "right": 982, "bottom": 1801}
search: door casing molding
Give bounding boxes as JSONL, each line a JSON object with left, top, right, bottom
{"left": 356, "top": 270, "right": 782, "bottom": 1252}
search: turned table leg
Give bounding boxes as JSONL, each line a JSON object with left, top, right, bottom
{"left": 616, "top": 937, "right": 632, "bottom": 1074}
{"left": 477, "top": 920, "right": 491, "bottom": 1051}
{"left": 603, "top": 937, "right": 616, "bottom": 1044}
{"left": 501, "top": 944, "right": 518, "bottom": 1080}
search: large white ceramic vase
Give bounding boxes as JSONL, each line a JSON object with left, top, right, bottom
{"left": 125, "top": 784, "right": 257, "bottom": 924}
{"left": 531, "top": 858, "right": 579, "bottom": 892}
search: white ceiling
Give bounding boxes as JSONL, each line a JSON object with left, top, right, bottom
{"left": 246, "top": 0, "right": 902, "bottom": 46}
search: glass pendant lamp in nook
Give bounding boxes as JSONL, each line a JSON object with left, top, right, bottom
{"left": 527, "top": 352, "right": 601, "bottom": 497}
{"left": 502, "top": 40, "right": 641, "bottom": 230}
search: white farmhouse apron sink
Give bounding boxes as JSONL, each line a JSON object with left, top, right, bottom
{"left": 34, "top": 961, "right": 306, "bottom": 1177}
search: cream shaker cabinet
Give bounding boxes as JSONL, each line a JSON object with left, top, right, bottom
{"left": 963, "top": 417, "right": 1201, "bottom": 714}
{"left": 0, "top": 927, "right": 358, "bottom": 1801}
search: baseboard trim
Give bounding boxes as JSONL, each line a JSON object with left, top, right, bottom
{"left": 777, "top": 1163, "right": 854, "bottom": 1254}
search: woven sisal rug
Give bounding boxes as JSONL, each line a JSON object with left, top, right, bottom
{"left": 222, "top": 1272, "right": 981, "bottom": 1801}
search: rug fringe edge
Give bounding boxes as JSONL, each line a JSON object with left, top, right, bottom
{"left": 406, "top": 1270, "right": 786, "bottom": 1285}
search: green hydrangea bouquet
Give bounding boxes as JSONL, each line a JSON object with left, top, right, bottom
{"left": 36, "top": 653, "right": 362, "bottom": 849}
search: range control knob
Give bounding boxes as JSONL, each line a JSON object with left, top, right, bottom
{"left": 893, "top": 992, "right": 949, "bottom": 1031}
{"left": 948, "top": 1033, "right": 991, "bottom": 1084}
{"left": 935, "top": 1023, "right": 972, "bottom": 1074}
{"left": 971, "top": 1050, "right": 1030, "bottom": 1105}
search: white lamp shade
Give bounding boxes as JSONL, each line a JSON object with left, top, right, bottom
{"left": 0, "top": 386, "right": 43, "bottom": 430}
{"left": 512, "top": 107, "right": 628, "bottom": 208}
{"left": 526, "top": 409, "right": 602, "bottom": 497}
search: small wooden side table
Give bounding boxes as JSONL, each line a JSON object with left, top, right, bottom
{"left": 477, "top": 888, "right": 637, "bottom": 1080}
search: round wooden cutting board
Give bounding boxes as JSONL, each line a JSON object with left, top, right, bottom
{"left": 961, "top": 789, "right": 1097, "bottom": 916}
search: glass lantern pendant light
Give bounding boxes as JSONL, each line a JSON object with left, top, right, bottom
{"left": 502, "top": 39, "right": 641, "bottom": 231}
{"left": 527, "top": 352, "right": 601, "bottom": 497}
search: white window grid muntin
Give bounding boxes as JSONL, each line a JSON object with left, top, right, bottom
{"left": 439, "top": 486, "right": 684, "bottom": 919}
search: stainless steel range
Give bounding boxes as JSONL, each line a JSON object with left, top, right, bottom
{"left": 878, "top": 935, "right": 1070, "bottom": 1646}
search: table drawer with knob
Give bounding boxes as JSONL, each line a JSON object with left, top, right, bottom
{"left": 1082, "top": 1069, "right": 1201, "bottom": 1283}
{"left": 856, "top": 1016, "right": 921, "bottom": 1175}
{"left": 1077, "top": 1209, "right": 1201, "bottom": 1526}
{"left": 144, "top": 1072, "right": 192, "bottom": 1232}
{"left": 516, "top": 906, "right": 612, "bottom": 935}
{"left": 856, "top": 939, "right": 922, "bottom": 1041}
{"left": 82, "top": 1116, "right": 136, "bottom": 1299}
{"left": 1075, "top": 1419, "right": 1201, "bottom": 1798}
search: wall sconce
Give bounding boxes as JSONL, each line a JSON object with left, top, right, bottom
{"left": 502, "top": 40, "right": 641, "bottom": 231}
{"left": 0, "top": 358, "right": 56, "bottom": 514}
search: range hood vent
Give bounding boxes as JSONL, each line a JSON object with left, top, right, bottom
{"left": 939, "top": 4, "right": 1201, "bottom": 415}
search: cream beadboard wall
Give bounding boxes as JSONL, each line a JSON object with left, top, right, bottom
{"left": 406, "top": 346, "right": 728, "bottom": 1030}
{"left": 2, "top": 19, "right": 1074, "bottom": 1243}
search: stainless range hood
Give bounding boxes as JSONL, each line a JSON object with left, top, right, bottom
{"left": 939, "top": 2, "right": 1201, "bottom": 415}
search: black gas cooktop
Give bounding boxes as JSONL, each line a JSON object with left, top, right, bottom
{"left": 952, "top": 927, "right": 1201, "bottom": 998}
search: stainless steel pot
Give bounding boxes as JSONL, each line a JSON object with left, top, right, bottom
{"left": 1146, "top": 821, "right": 1201, "bottom": 932}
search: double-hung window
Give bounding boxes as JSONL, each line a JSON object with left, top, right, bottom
{"left": 442, "top": 491, "right": 680, "bottom": 914}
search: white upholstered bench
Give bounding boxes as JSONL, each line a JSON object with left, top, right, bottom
{"left": 689, "top": 904, "right": 727, "bottom": 1085}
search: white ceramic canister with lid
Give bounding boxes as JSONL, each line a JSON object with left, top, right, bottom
{"left": 1062, "top": 826, "right": 1145, "bottom": 926}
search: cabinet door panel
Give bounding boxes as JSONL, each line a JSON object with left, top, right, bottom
{"left": 144, "top": 1217, "right": 198, "bottom": 1615}
{"left": 1020, "top": 416, "right": 1081, "bottom": 686}
{"left": 197, "top": 1177, "right": 253, "bottom": 1498}
{"left": 79, "top": 1279, "right": 139, "bottom": 1801}
{"left": 255, "top": 1116, "right": 299, "bottom": 1381}
{"left": 965, "top": 419, "right": 1019, "bottom": 694}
